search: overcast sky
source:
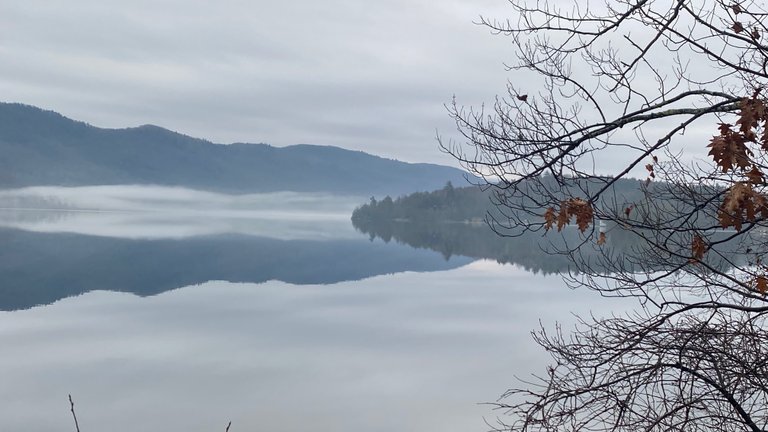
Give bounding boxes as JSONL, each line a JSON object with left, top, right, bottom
{"left": 0, "top": 0, "right": 517, "bottom": 165}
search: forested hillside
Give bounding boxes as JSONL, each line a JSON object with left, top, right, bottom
{"left": 0, "top": 103, "right": 470, "bottom": 195}
{"left": 351, "top": 176, "right": 665, "bottom": 224}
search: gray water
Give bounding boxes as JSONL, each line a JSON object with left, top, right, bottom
{"left": 0, "top": 186, "right": 613, "bottom": 432}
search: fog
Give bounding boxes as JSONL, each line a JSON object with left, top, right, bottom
{"left": 0, "top": 186, "right": 364, "bottom": 240}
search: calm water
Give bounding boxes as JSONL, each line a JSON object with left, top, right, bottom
{"left": 0, "top": 186, "right": 614, "bottom": 432}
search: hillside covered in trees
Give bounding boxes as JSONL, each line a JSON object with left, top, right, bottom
{"left": 0, "top": 103, "right": 471, "bottom": 196}
{"left": 351, "top": 176, "right": 680, "bottom": 225}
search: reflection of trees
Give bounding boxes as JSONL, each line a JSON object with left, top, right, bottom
{"left": 355, "top": 219, "right": 568, "bottom": 274}
{"left": 353, "top": 217, "right": 751, "bottom": 276}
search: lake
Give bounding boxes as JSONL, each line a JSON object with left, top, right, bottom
{"left": 0, "top": 186, "right": 615, "bottom": 432}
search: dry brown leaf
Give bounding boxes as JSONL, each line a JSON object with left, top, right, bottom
{"left": 543, "top": 207, "right": 556, "bottom": 231}
{"left": 692, "top": 234, "right": 706, "bottom": 260}
{"left": 757, "top": 275, "right": 768, "bottom": 295}
{"left": 747, "top": 166, "right": 764, "bottom": 184}
{"left": 556, "top": 205, "right": 569, "bottom": 232}
{"left": 597, "top": 232, "right": 607, "bottom": 246}
{"left": 567, "top": 199, "right": 594, "bottom": 232}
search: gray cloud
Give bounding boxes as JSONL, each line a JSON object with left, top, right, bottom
{"left": 0, "top": 0, "right": 513, "bottom": 165}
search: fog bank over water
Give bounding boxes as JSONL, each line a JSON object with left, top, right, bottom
{"left": 0, "top": 186, "right": 364, "bottom": 239}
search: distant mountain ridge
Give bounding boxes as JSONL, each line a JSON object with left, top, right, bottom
{"left": 0, "top": 103, "right": 469, "bottom": 195}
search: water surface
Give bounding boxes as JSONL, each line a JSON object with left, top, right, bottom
{"left": 0, "top": 186, "right": 616, "bottom": 431}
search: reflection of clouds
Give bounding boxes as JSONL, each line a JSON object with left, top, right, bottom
{"left": 0, "top": 186, "right": 364, "bottom": 239}
{"left": 0, "top": 262, "right": 619, "bottom": 432}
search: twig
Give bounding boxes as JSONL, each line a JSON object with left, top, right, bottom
{"left": 225, "top": 421, "right": 232, "bottom": 432}
{"left": 68, "top": 394, "right": 81, "bottom": 432}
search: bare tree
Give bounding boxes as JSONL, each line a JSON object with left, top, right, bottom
{"left": 443, "top": 0, "right": 768, "bottom": 430}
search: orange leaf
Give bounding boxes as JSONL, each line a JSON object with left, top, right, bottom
{"left": 692, "top": 234, "right": 706, "bottom": 260}
{"left": 567, "top": 198, "right": 594, "bottom": 232}
{"left": 718, "top": 183, "right": 766, "bottom": 230}
{"left": 556, "top": 205, "right": 569, "bottom": 232}
{"left": 543, "top": 207, "right": 556, "bottom": 231}
{"left": 737, "top": 97, "right": 764, "bottom": 135}
{"left": 597, "top": 232, "right": 606, "bottom": 246}
{"left": 756, "top": 276, "right": 768, "bottom": 295}
{"left": 708, "top": 128, "right": 752, "bottom": 173}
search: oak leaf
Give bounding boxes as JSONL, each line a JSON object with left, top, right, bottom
{"left": 692, "top": 234, "right": 706, "bottom": 260}
{"left": 737, "top": 97, "right": 765, "bottom": 135}
{"left": 718, "top": 183, "right": 768, "bottom": 230}
{"left": 756, "top": 275, "right": 768, "bottom": 295}
{"left": 543, "top": 207, "right": 556, "bottom": 231}
{"left": 747, "top": 166, "right": 765, "bottom": 184}
{"left": 708, "top": 131, "right": 752, "bottom": 172}
{"left": 550, "top": 199, "right": 594, "bottom": 232}
{"left": 568, "top": 199, "right": 593, "bottom": 232}
{"left": 597, "top": 232, "right": 606, "bottom": 246}
{"left": 556, "top": 205, "right": 569, "bottom": 231}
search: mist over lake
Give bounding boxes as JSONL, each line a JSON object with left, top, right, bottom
{"left": 0, "top": 184, "right": 620, "bottom": 431}
{"left": 0, "top": 186, "right": 363, "bottom": 239}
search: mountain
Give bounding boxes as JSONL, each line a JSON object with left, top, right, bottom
{"left": 0, "top": 103, "right": 470, "bottom": 195}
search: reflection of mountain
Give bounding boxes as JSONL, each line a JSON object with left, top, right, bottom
{"left": 352, "top": 219, "right": 751, "bottom": 275}
{"left": 0, "top": 229, "right": 472, "bottom": 311}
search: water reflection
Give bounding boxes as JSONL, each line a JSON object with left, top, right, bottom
{"left": 0, "top": 187, "right": 628, "bottom": 431}
{"left": 353, "top": 218, "right": 753, "bottom": 274}
{"left": 0, "top": 263, "right": 618, "bottom": 432}
{"left": 0, "top": 187, "right": 474, "bottom": 310}
{"left": 0, "top": 229, "right": 471, "bottom": 311}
